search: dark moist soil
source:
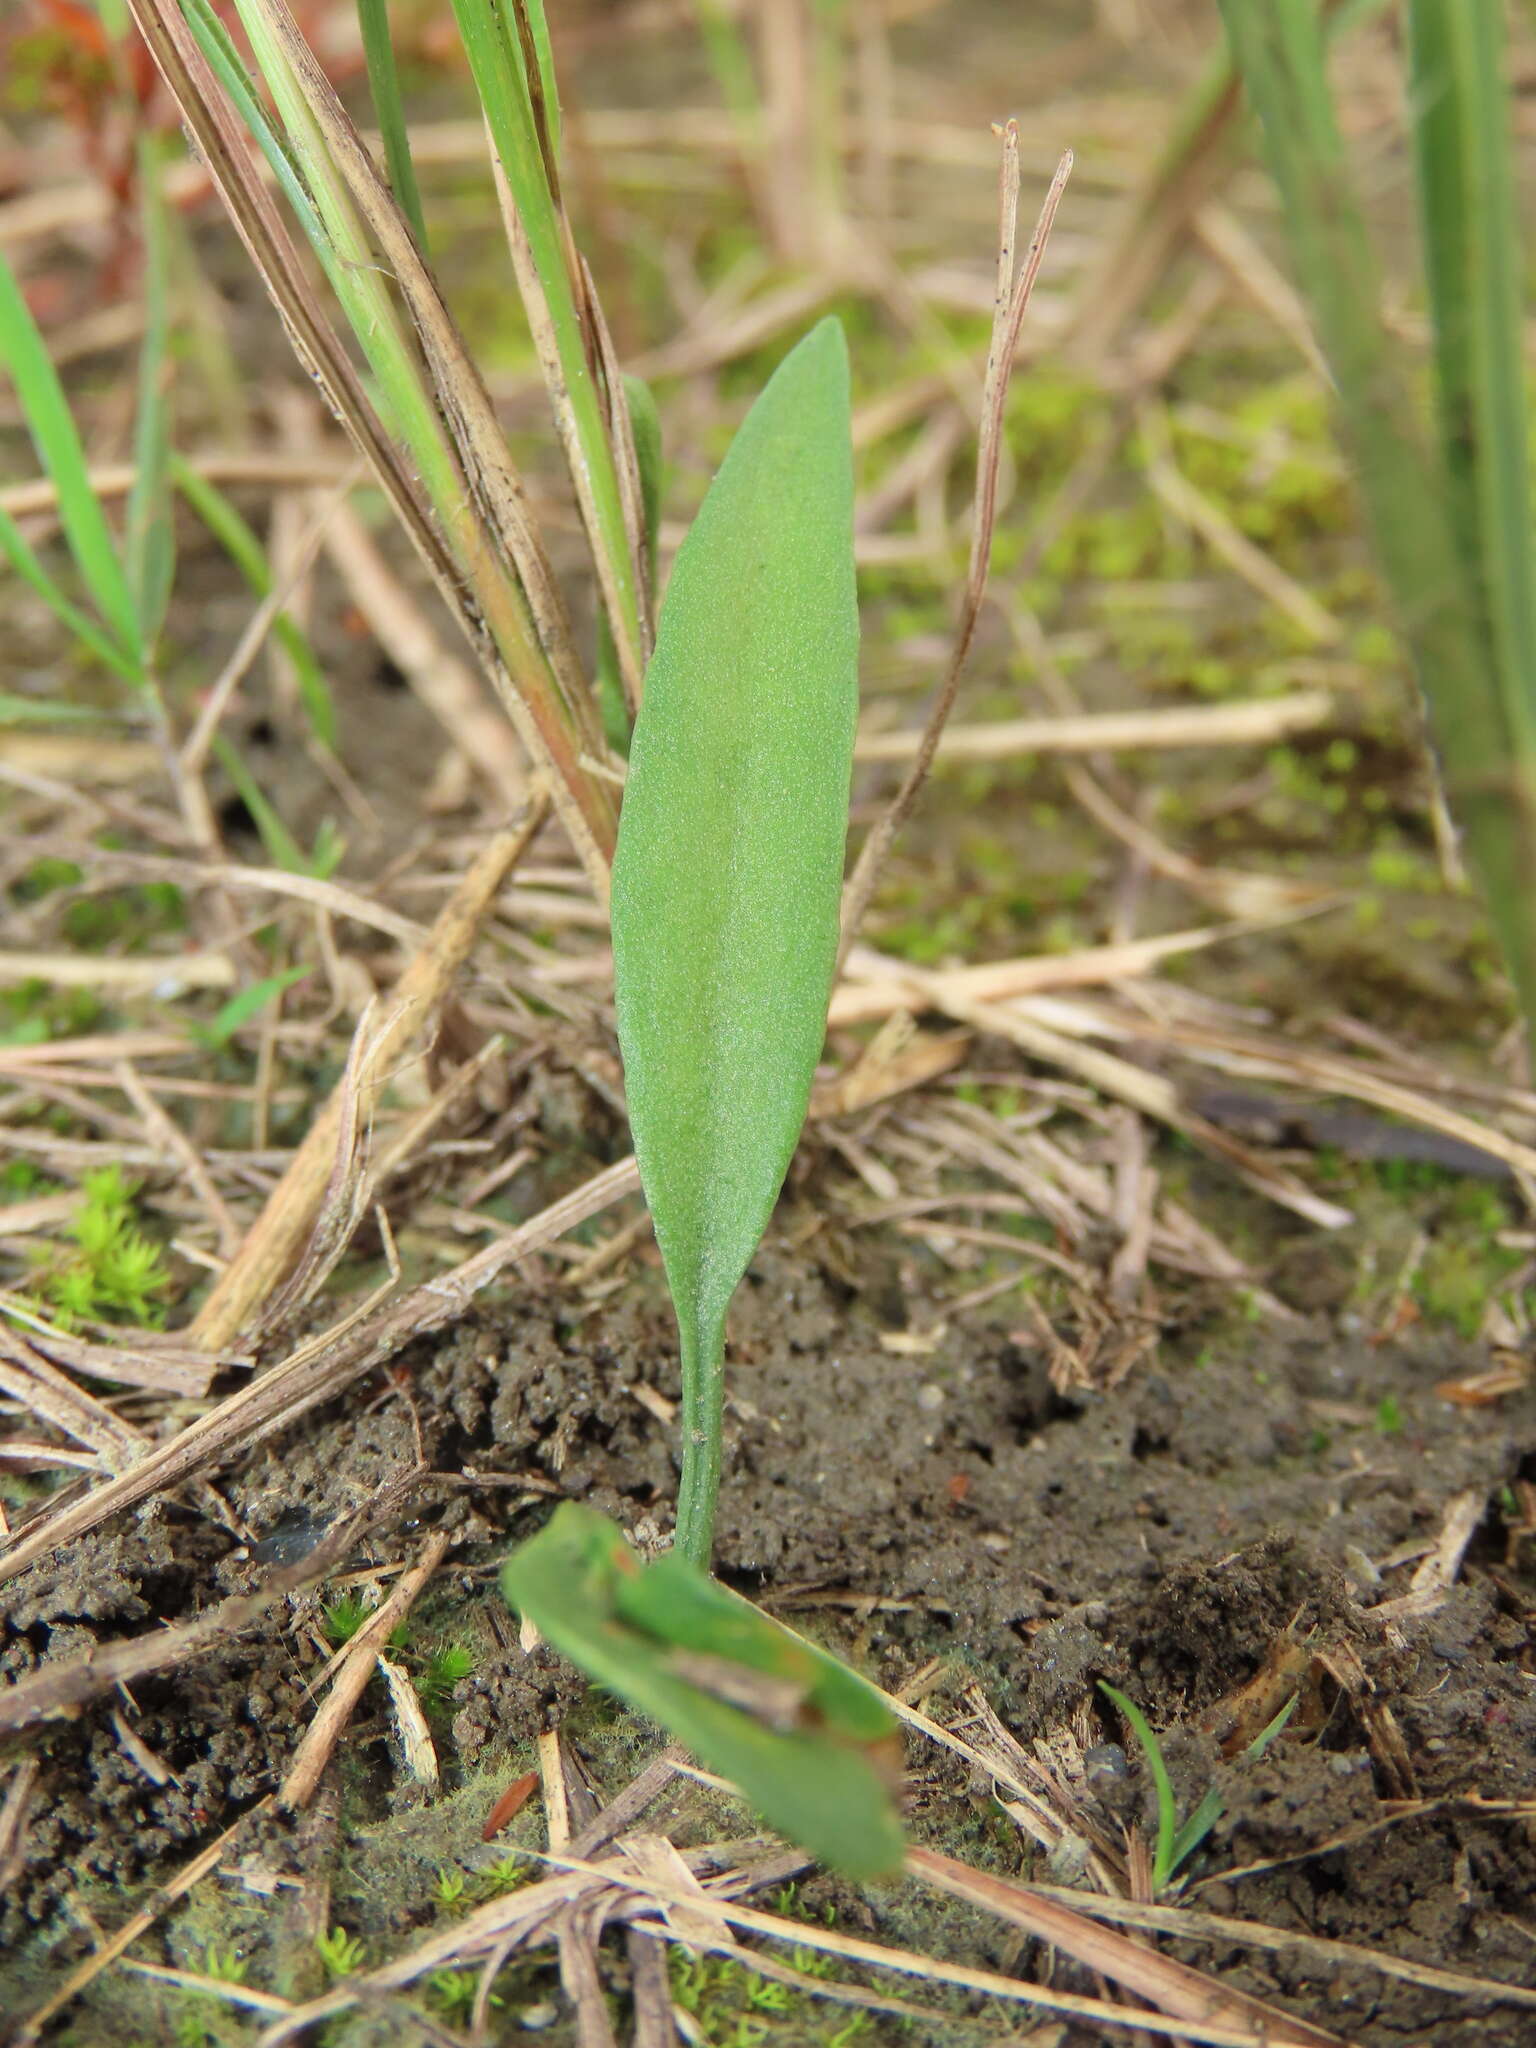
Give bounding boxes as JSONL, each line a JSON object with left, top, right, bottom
{"left": 4, "top": 1225, "right": 1535, "bottom": 2046}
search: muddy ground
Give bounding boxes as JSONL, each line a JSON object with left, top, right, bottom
{"left": 5, "top": 1205, "right": 1536, "bottom": 2044}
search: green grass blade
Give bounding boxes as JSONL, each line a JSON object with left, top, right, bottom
{"left": 0, "top": 504, "right": 145, "bottom": 684}
{"left": 625, "top": 374, "right": 663, "bottom": 550}
{"left": 354, "top": 0, "right": 428, "bottom": 249}
{"left": 212, "top": 734, "right": 333, "bottom": 875}
{"left": 450, "top": 0, "right": 643, "bottom": 692}
{"left": 1166, "top": 1693, "right": 1298, "bottom": 1878}
{"left": 518, "top": 0, "right": 561, "bottom": 163}
{"left": 125, "top": 139, "right": 177, "bottom": 651}
{"left": 172, "top": 456, "right": 337, "bottom": 748}
{"left": 610, "top": 319, "right": 858, "bottom": 1568}
{"left": 1220, "top": 0, "right": 1536, "bottom": 1049}
{"left": 692, "top": 0, "right": 765, "bottom": 153}
{"left": 0, "top": 693, "right": 113, "bottom": 725}
{"left": 193, "top": 966, "right": 311, "bottom": 1048}
{"left": 502, "top": 1504, "right": 904, "bottom": 1880}
{"left": 1099, "top": 1683, "right": 1177, "bottom": 1894}
{"left": 1408, "top": 3, "right": 1536, "bottom": 767}
{"left": 0, "top": 250, "right": 140, "bottom": 663}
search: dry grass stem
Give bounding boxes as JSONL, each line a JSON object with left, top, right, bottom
{"left": 851, "top": 688, "right": 1336, "bottom": 764}
{"left": 191, "top": 812, "right": 544, "bottom": 1348}
{"left": 839, "top": 136, "right": 1073, "bottom": 962}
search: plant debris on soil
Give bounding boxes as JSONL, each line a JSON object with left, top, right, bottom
{"left": 4, "top": 2, "right": 1536, "bottom": 2044}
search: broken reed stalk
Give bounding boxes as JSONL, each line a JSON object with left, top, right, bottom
{"left": 123, "top": 0, "right": 618, "bottom": 891}
{"left": 191, "top": 810, "right": 545, "bottom": 1349}
{"left": 838, "top": 131, "right": 1071, "bottom": 964}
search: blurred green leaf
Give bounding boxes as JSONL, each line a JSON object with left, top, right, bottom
{"left": 190, "top": 967, "right": 310, "bottom": 1049}
{"left": 0, "top": 250, "right": 140, "bottom": 667}
{"left": 355, "top": 0, "right": 428, "bottom": 248}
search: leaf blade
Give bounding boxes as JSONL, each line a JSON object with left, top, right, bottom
{"left": 610, "top": 318, "right": 859, "bottom": 1562}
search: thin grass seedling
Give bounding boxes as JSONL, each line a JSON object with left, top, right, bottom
{"left": 1099, "top": 1681, "right": 1298, "bottom": 1895}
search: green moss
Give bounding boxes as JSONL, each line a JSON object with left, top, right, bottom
{"left": 1410, "top": 1181, "right": 1523, "bottom": 1336}
{"left": 29, "top": 1165, "right": 171, "bottom": 1329}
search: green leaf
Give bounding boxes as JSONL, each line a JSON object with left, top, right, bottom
{"left": 0, "top": 250, "right": 140, "bottom": 664}
{"left": 610, "top": 318, "right": 859, "bottom": 1566}
{"left": 502, "top": 1505, "right": 904, "bottom": 1881}
{"left": 190, "top": 967, "right": 310, "bottom": 1050}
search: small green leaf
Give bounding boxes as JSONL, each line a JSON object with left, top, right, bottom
{"left": 611, "top": 318, "right": 859, "bottom": 1565}
{"left": 502, "top": 1505, "right": 904, "bottom": 1881}
{"left": 1099, "top": 1683, "right": 1177, "bottom": 1893}
{"left": 190, "top": 968, "right": 310, "bottom": 1050}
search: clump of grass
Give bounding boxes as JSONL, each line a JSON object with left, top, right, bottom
{"left": 33, "top": 1166, "right": 170, "bottom": 1330}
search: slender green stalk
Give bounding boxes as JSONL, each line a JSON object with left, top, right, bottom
{"left": 451, "top": 0, "right": 645, "bottom": 704}
{"left": 674, "top": 1323, "right": 725, "bottom": 1569}
{"left": 1408, "top": 4, "right": 1536, "bottom": 769}
{"left": 354, "top": 0, "right": 428, "bottom": 248}
{"left": 125, "top": 136, "right": 176, "bottom": 651}
{"left": 1220, "top": 0, "right": 1536, "bottom": 1058}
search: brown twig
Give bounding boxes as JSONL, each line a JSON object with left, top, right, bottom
{"left": 280, "top": 1527, "right": 451, "bottom": 1808}
{"left": 838, "top": 135, "right": 1072, "bottom": 964}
